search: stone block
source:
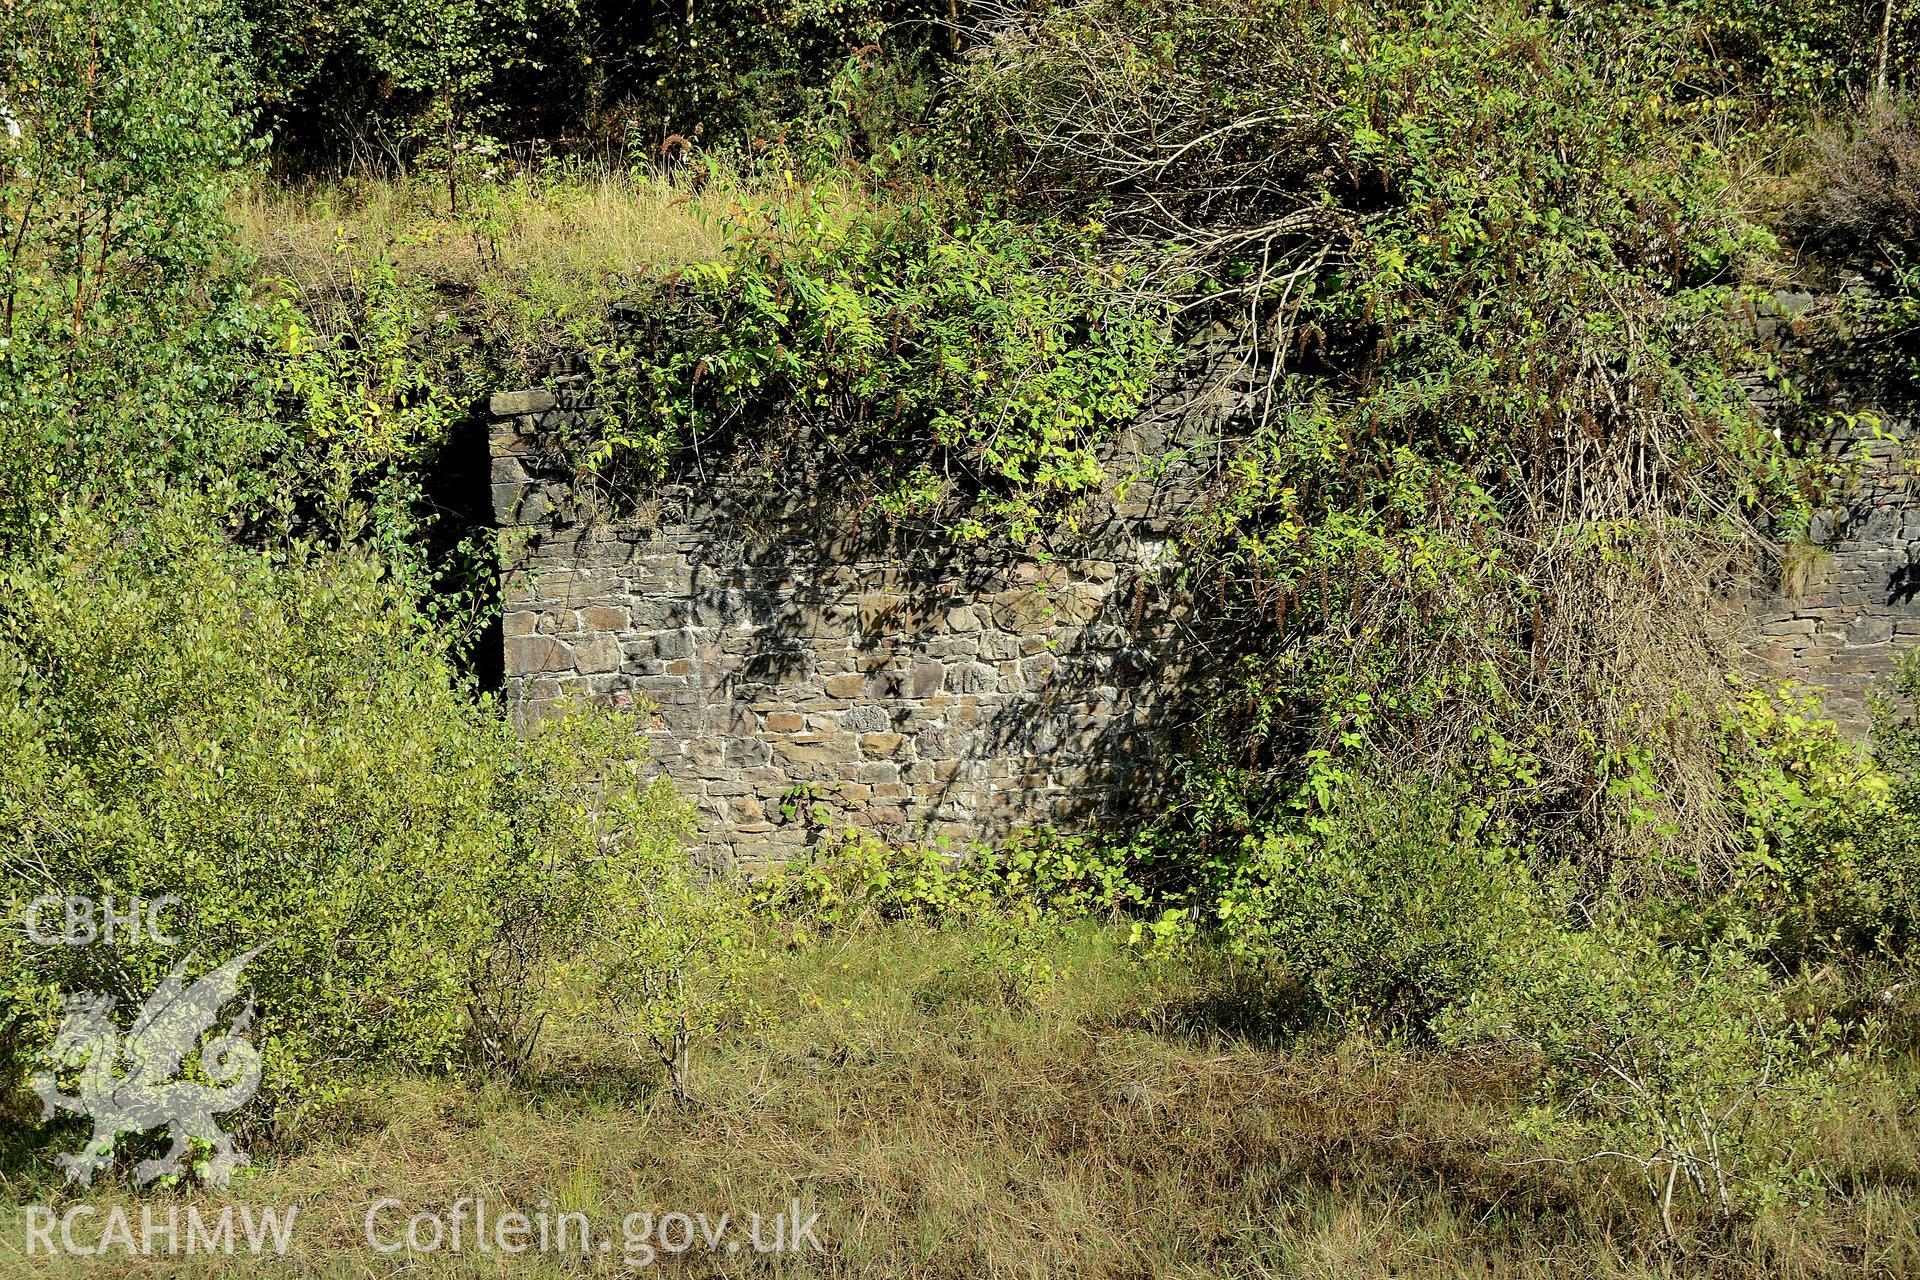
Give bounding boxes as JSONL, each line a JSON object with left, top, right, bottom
{"left": 945, "top": 662, "right": 1000, "bottom": 694}
{"left": 581, "top": 604, "right": 631, "bottom": 632}
{"left": 1849, "top": 615, "right": 1897, "bottom": 645}
{"left": 858, "top": 593, "right": 908, "bottom": 632}
{"left": 505, "top": 635, "right": 571, "bottom": 676}
{"left": 989, "top": 589, "right": 1055, "bottom": 631}
{"left": 572, "top": 635, "right": 623, "bottom": 674}
{"left": 490, "top": 388, "right": 557, "bottom": 417}
{"left": 843, "top": 705, "right": 890, "bottom": 733}
{"left": 627, "top": 600, "right": 692, "bottom": 630}
{"left": 713, "top": 702, "right": 758, "bottom": 737}
{"left": 1056, "top": 586, "right": 1105, "bottom": 625}
{"left": 726, "top": 738, "right": 774, "bottom": 767}
{"left": 911, "top": 662, "right": 945, "bottom": 698}
{"left": 491, "top": 482, "right": 531, "bottom": 522}
{"left": 773, "top": 733, "right": 858, "bottom": 766}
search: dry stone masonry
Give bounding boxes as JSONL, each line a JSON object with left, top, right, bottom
{"left": 1746, "top": 440, "right": 1920, "bottom": 735}
{"left": 489, "top": 337, "right": 1244, "bottom": 869}
{"left": 1744, "top": 294, "right": 1920, "bottom": 737}
{"left": 491, "top": 304, "right": 1920, "bottom": 863}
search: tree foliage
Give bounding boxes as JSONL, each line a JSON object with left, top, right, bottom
{"left": 959, "top": 0, "right": 1835, "bottom": 877}
{"left": 238, "top": 0, "right": 955, "bottom": 172}
{"left": 0, "top": 0, "right": 270, "bottom": 554}
{"left": 565, "top": 182, "right": 1169, "bottom": 543}
{"left": 0, "top": 499, "right": 690, "bottom": 1122}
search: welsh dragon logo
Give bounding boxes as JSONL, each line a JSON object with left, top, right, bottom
{"left": 30, "top": 947, "right": 266, "bottom": 1188}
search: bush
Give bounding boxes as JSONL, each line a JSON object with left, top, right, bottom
{"left": 1445, "top": 911, "right": 1856, "bottom": 1228}
{"left": 0, "top": 0, "right": 275, "bottom": 556}
{"left": 1833, "top": 649, "right": 1920, "bottom": 961}
{"left": 242, "top": 0, "right": 952, "bottom": 174}
{"left": 555, "top": 833, "right": 749, "bottom": 1103}
{"left": 1206, "top": 778, "right": 1543, "bottom": 1029}
{"left": 1705, "top": 679, "right": 1899, "bottom": 963}
{"left": 570, "top": 186, "right": 1168, "bottom": 545}
{"left": 463, "top": 706, "right": 697, "bottom": 1082}
{"left": 959, "top": 0, "right": 1838, "bottom": 886}
{"left": 750, "top": 828, "right": 1148, "bottom": 931}
{"left": 753, "top": 834, "right": 992, "bottom": 929}
{"left": 0, "top": 498, "right": 687, "bottom": 1127}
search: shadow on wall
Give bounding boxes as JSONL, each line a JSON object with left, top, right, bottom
{"left": 489, "top": 350, "right": 1240, "bottom": 869}
{"left": 1745, "top": 329, "right": 1920, "bottom": 739}
{"left": 493, "top": 298, "right": 1920, "bottom": 857}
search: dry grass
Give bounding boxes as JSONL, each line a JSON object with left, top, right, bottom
{"left": 234, "top": 171, "right": 733, "bottom": 283}
{"left": 2, "top": 927, "right": 1918, "bottom": 1278}
{"left": 1790, "top": 96, "right": 1920, "bottom": 261}
{"left": 231, "top": 170, "right": 738, "bottom": 339}
{"left": 229, "top": 165, "right": 890, "bottom": 372}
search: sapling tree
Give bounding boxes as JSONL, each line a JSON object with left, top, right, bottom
{"left": 556, "top": 787, "right": 749, "bottom": 1105}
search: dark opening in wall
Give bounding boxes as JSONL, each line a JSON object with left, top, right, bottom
{"left": 425, "top": 410, "right": 505, "bottom": 694}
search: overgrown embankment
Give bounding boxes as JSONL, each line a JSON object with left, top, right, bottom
{"left": 6, "top": 0, "right": 1920, "bottom": 1267}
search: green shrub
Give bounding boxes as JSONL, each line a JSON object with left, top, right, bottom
{"left": 1620, "top": 0, "right": 1918, "bottom": 104}
{"left": 958, "top": 0, "right": 1841, "bottom": 888}
{"left": 751, "top": 828, "right": 1148, "bottom": 933}
{"left": 1203, "top": 779, "right": 1542, "bottom": 1029}
{"left": 1708, "top": 679, "right": 1902, "bottom": 963}
{"left": 751, "top": 833, "right": 985, "bottom": 929}
{"left": 463, "top": 707, "right": 697, "bottom": 1082}
{"left": 569, "top": 186, "right": 1169, "bottom": 544}
{"left": 1832, "top": 649, "right": 1920, "bottom": 961}
{"left": 966, "top": 828, "right": 1151, "bottom": 922}
{"left": 260, "top": 256, "right": 476, "bottom": 538}
{"left": 746, "top": 832, "right": 1141, "bottom": 1014}
{"left": 0, "top": 0, "right": 276, "bottom": 556}
{"left": 252, "top": 249, "right": 507, "bottom": 636}
{"left": 1444, "top": 910, "right": 1857, "bottom": 1227}
{"left": 241, "top": 0, "right": 953, "bottom": 173}
{"left": 741, "top": 832, "right": 1144, "bottom": 940}
{"left": 0, "top": 498, "right": 687, "bottom": 1124}
{"left": 550, "top": 780, "right": 739, "bottom": 1104}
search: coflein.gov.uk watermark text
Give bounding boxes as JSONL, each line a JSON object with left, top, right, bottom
{"left": 364, "top": 1198, "right": 826, "bottom": 1267}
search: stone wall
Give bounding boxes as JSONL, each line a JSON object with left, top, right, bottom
{"left": 488, "top": 337, "right": 1244, "bottom": 869}
{"left": 1746, "top": 432, "right": 1920, "bottom": 737}
{"left": 489, "top": 306, "right": 1920, "bottom": 864}
{"left": 1743, "top": 297, "right": 1920, "bottom": 738}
